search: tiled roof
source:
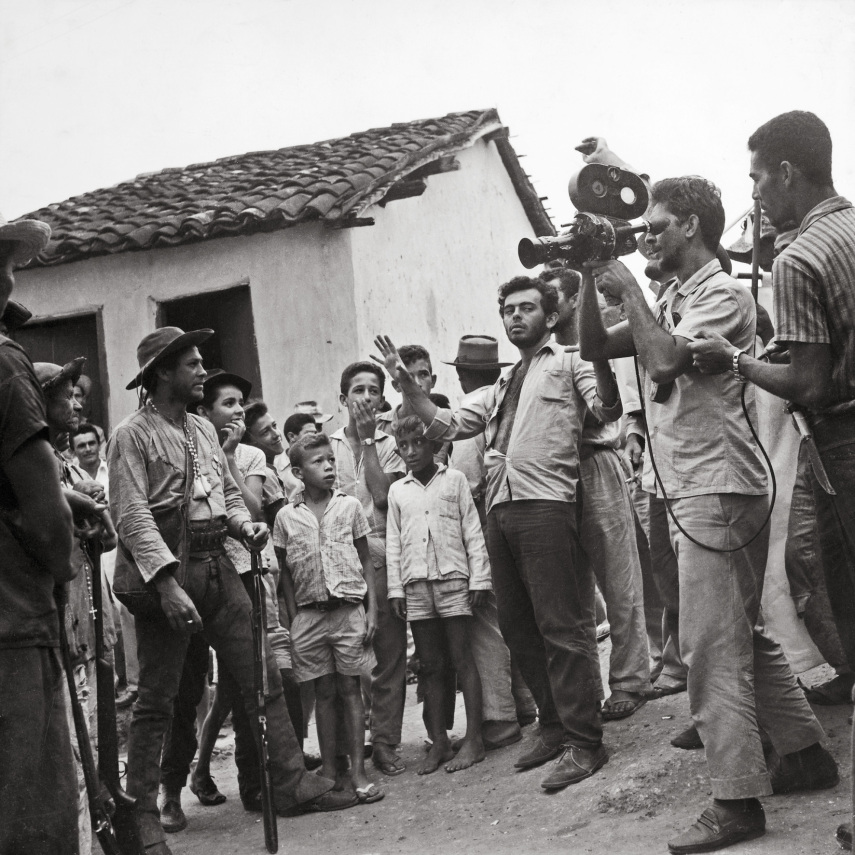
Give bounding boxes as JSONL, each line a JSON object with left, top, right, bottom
{"left": 17, "top": 109, "right": 553, "bottom": 269}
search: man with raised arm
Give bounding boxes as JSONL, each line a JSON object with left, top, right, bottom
{"left": 373, "top": 273, "right": 621, "bottom": 792}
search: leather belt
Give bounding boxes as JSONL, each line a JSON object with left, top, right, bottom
{"left": 299, "top": 598, "right": 358, "bottom": 612}
{"left": 187, "top": 521, "right": 228, "bottom": 552}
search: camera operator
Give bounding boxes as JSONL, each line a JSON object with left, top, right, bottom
{"left": 577, "top": 175, "right": 833, "bottom": 854}
{"left": 689, "top": 110, "right": 855, "bottom": 852}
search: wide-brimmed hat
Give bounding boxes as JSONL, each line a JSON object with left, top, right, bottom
{"left": 1, "top": 300, "right": 32, "bottom": 331}
{"left": 727, "top": 212, "right": 778, "bottom": 270}
{"left": 34, "top": 357, "right": 86, "bottom": 392}
{"left": 294, "top": 400, "right": 333, "bottom": 424}
{"left": 0, "top": 212, "right": 51, "bottom": 265}
{"left": 442, "top": 335, "right": 512, "bottom": 369}
{"left": 126, "top": 326, "right": 214, "bottom": 390}
{"left": 202, "top": 368, "right": 253, "bottom": 401}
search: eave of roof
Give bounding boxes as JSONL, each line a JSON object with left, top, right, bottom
{"left": 17, "top": 108, "right": 554, "bottom": 269}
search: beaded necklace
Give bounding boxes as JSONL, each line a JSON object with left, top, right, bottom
{"left": 149, "top": 401, "right": 212, "bottom": 499}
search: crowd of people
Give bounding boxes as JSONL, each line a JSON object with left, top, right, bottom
{"left": 1, "top": 108, "right": 854, "bottom": 855}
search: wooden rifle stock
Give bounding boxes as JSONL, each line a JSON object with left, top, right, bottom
{"left": 84, "top": 540, "right": 141, "bottom": 854}
{"left": 250, "top": 548, "right": 279, "bottom": 853}
{"left": 56, "top": 583, "right": 124, "bottom": 855}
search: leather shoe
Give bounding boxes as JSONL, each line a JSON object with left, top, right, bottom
{"left": 768, "top": 742, "right": 838, "bottom": 794}
{"left": 671, "top": 725, "right": 703, "bottom": 750}
{"left": 668, "top": 801, "right": 765, "bottom": 853}
{"left": 514, "top": 728, "right": 564, "bottom": 770}
{"left": 159, "top": 798, "right": 187, "bottom": 833}
{"left": 540, "top": 743, "right": 608, "bottom": 790}
{"left": 116, "top": 688, "right": 138, "bottom": 709}
{"left": 242, "top": 793, "right": 262, "bottom": 813}
{"left": 189, "top": 773, "right": 226, "bottom": 806}
{"left": 837, "top": 822, "right": 852, "bottom": 851}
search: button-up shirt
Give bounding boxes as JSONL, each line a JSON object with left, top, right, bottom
{"left": 639, "top": 258, "right": 767, "bottom": 498}
{"left": 425, "top": 342, "right": 622, "bottom": 512}
{"left": 773, "top": 196, "right": 855, "bottom": 410}
{"left": 329, "top": 427, "right": 406, "bottom": 568}
{"left": 385, "top": 465, "right": 491, "bottom": 600}
{"left": 273, "top": 489, "right": 370, "bottom": 606}
{"left": 107, "top": 403, "right": 251, "bottom": 583}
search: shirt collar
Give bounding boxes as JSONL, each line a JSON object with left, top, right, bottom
{"left": 497, "top": 339, "right": 557, "bottom": 387}
{"left": 798, "top": 196, "right": 853, "bottom": 235}
{"left": 292, "top": 487, "right": 346, "bottom": 508}
{"left": 402, "top": 463, "right": 447, "bottom": 487}
{"left": 676, "top": 258, "right": 724, "bottom": 297}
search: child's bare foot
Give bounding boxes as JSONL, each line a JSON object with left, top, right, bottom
{"left": 418, "top": 737, "right": 455, "bottom": 775}
{"left": 445, "top": 736, "right": 485, "bottom": 773}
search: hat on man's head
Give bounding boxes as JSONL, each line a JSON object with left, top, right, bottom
{"left": 126, "top": 326, "right": 214, "bottom": 390}
{"left": 0, "top": 300, "right": 32, "bottom": 332}
{"left": 0, "top": 211, "right": 51, "bottom": 266}
{"left": 726, "top": 213, "right": 778, "bottom": 272}
{"left": 201, "top": 368, "right": 252, "bottom": 402}
{"left": 294, "top": 400, "right": 333, "bottom": 424}
{"left": 34, "top": 357, "right": 86, "bottom": 393}
{"left": 442, "top": 335, "right": 512, "bottom": 369}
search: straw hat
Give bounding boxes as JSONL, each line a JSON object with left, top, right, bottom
{"left": 0, "top": 211, "right": 51, "bottom": 265}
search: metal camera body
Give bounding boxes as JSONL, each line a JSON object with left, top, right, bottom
{"left": 518, "top": 164, "right": 650, "bottom": 269}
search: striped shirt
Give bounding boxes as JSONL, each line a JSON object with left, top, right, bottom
{"left": 773, "top": 196, "right": 855, "bottom": 409}
{"left": 273, "top": 489, "right": 370, "bottom": 606}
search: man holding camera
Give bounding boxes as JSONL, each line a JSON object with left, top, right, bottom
{"left": 690, "top": 110, "right": 855, "bottom": 852}
{"left": 577, "top": 175, "right": 832, "bottom": 853}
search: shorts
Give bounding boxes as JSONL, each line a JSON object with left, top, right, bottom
{"left": 405, "top": 577, "right": 472, "bottom": 621}
{"left": 291, "top": 603, "right": 376, "bottom": 682}
{"left": 267, "top": 625, "right": 292, "bottom": 671}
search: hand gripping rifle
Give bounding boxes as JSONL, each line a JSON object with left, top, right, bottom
{"left": 83, "top": 539, "right": 141, "bottom": 853}
{"left": 250, "top": 547, "right": 278, "bottom": 853}
{"left": 56, "top": 580, "right": 127, "bottom": 855}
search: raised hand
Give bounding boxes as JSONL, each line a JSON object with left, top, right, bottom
{"left": 220, "top": 418, "right": 246, "bottom": 454}
{"left": 371, "top": 335, "right": 411, "bottom": 384}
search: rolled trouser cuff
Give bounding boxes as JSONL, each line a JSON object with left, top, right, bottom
{"left": 710, "top": 772, "right": 773, "bottom": 800}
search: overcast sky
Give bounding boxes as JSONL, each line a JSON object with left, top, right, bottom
{"left": 2, "top": 0, "right": 854, "bottom": 245}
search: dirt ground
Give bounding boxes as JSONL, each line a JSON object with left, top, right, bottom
{"left": 137, "top": 647, "right": 850, "bottom": 855}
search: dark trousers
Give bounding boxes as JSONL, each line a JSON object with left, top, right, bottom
{"left": 0, "top": 647, "right": 78, "bottom": 855}
{"left": 129, "top": 550, "right": 326, "bottom": 847}
{"left": 160, "top": 632, "right": 209, "bottom": 792}
{"left": 369, "top": 563, "right": 408, "bottom": 746}
{"left": 486, "top": 500, "right": 602, "bottom": 748}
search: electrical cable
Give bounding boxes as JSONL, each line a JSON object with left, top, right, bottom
{"left": 632, "top": 354, "right": 777, "bottom": 553}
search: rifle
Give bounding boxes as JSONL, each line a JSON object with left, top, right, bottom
{"left": 56, "top": 582, "right": 125, "bottom": 855}
{"left": 249, "top": 547, "right": 278, "bottom": 853}
{"left": 84, "top": 540, "right": 141, "bottom": 854}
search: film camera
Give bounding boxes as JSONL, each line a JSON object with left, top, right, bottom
{"left": 518, "top": 164, "right": 650, "bottom": 269}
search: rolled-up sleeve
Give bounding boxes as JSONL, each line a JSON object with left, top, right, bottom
{"left": 572, "top": 356, "right": 623, "bottom": 424}
{"left": 424, "top": 386, "right": 494, "bottom": 442}
{"left": 108, "top": 427, "right": 177, "bottom": 582}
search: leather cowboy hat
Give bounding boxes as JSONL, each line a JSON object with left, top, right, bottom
{"left": 126, "top": 326, "right": 214, "bottom": 390}
{"left": 34, "top": 357, "right": 86, "bottom": 392}
{"left": 201, "top": 368, "right": 252, "bottom": 402}
{"left": 0, "top": 211, "right": 51, "bottom": 265}
{"left": 442, "top": 335, "right": 512, "bottom": 369}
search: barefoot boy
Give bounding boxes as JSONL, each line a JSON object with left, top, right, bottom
{"left": 386, "top": 416, "right": 490, "bottom": 775}
{"left": 274, "top": 433, "right": 383, "bottom": 804}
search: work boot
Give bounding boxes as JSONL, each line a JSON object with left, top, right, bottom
{"left": 671, "top": 725, "right": 703, "bottom": 750}
{"left": 768, "top": 742, "right": 838, "bottom": 794}
{"left": 158, "top": 787, "right": 187, "bottom": 833}
{"left": 540, "top": 743, "right": 608, "bottom": 790}
{"left": 514, "top": 725, "right": 564, "bottom": 770}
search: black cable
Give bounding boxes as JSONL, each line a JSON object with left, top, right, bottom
{"left": 632, "top": 357, "right": 777, "bottom": 553}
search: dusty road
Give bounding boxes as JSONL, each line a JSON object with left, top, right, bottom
{"left": 156, "top": 655, "right": 849, "bottom": 855}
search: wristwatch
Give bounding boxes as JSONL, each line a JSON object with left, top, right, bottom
{"left": 361, "top": 437, "right": 375, "bottom": 447}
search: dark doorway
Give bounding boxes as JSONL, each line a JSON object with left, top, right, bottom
{"left": 16, "top": 312, "right": 108, "bottom": 431}
{"left": 158, "top": 283, "right": 262, "bottom": 398}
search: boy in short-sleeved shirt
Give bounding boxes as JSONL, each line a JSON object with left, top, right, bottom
{"left": 274, "top": 432, "right": 383, "bottom": 803}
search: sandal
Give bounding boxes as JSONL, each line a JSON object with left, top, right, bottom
{"left": 355, "top": 783, "right": 385, "bottom": 804}
{"left": 602, "top": 693, "right": 647, "bottom": 721}
{"left": 372, "top": 747, "right": 406, "bottom": 776}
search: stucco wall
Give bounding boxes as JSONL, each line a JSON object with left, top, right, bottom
{"left": 14, "top": 224, "right": 359, "bottom": 431}
{"left": 349, "top": 138, "right": 539, "bottom": 407}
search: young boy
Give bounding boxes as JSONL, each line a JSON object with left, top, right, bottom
{"left": 274, "top": 432, "right": 383, "bottom": 804}
{"left": 386, "top": 415, "right": 490, "bottom": 775}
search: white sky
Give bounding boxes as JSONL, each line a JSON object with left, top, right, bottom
{"left": 2, "top": 0, "right": 855, "bottom": 246}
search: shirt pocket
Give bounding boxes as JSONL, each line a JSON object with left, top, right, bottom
{"left": 539, "top": 369, "right": 574, "bottom": 402}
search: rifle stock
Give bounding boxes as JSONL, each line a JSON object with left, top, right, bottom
{"left": 85, "top": 541, "right": 141, "bottom": 854}
{"left": 250, "top": 548, "right": 278, "bottom": 853}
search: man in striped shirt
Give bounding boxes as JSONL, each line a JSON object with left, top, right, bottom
{"left": 690, "top": 110, "right": 855, "bottom": 853}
